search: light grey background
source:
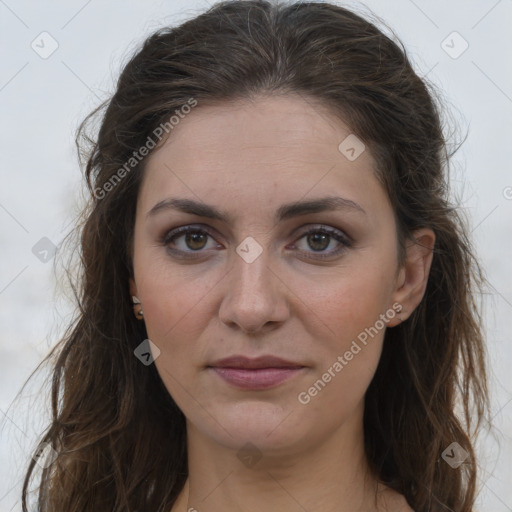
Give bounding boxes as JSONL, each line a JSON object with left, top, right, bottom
{"left": 1, "top": 1, "right": 511, "bottom": 510}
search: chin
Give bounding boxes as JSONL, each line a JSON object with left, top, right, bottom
{"left": 192, "top": 400, "right": 307, "bottom": 452}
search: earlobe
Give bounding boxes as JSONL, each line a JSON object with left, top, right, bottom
{"left": 129, "top": 278, "right": 144, "bottom": 320}
{"left": 388, "top": 228, "right": 435, "bottom": 326}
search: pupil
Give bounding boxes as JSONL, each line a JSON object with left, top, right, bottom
{"left": 308, "top": 233, "right": 329, "bottom": 251}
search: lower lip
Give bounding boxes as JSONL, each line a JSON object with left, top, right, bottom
{"left": 210, "top": 367, "right": 304, "bottom": 390}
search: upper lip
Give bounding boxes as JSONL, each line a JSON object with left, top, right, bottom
{"left": 208, "top": 355, "right": 304, "bottom": 369}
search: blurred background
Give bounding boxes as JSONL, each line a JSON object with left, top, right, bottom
{"left": 0, "top": 0, "right": 511, "bottom": 510}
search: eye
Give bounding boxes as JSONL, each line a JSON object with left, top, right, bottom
{"left": 292, "top": 225, "right": 351, "bottom": 259}
{"left": 162, "top": 224, "right": 351, "bottom": 260}
{"left": 163, "top": 225, "right": 221, "bottom": 257}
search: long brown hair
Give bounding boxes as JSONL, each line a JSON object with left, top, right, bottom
{"left": 21, "top": 2, "right": 489, "bottom": 511}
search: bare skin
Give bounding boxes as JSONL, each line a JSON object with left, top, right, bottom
{"left": 130, "top": 94, "right": 432, "bottom": 512}
{"left": 170, "top": 479, "right": 413, "bottom": 512}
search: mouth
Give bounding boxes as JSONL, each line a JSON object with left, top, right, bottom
{"left": 207, "top": 355, "right": 306, "bottom": 390}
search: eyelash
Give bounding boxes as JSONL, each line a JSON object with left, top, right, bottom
{"left": 162, "top": 224, "right": 352, "bottom": 260}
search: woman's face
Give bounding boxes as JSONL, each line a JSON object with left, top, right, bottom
{"left": 130, "top": 94, "right": 414, "bottom": 455}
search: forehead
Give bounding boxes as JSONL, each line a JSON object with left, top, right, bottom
{"left": 150, "top": 94, "right": 362, "bottom": 166}
{"left": 139, "top": 94, "right": 389, "bottom": 220}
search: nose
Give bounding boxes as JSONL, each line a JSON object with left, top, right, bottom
{"left": 218, "top": 246, "right": 290, "bottom": 334}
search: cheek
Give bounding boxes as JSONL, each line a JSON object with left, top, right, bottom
{"left": 299, "top": 291, "right": 386, "bottom": 421}
{"left": 134, "top": 259, "right": 225, "bottom": 385}
{"left": 138, "top": 268, "right": 211, "bottom": 403}
{"left": 307, "top": 268, "right": 393, "bottom": 343}
{"left": 299, "top": 264, "right": 395, "bottom": 396}
{"left": 134, "top": 246, "right": 214, "bottom": 335}
{"left": 141, "top": 280, "right": 209, "bottom": 353}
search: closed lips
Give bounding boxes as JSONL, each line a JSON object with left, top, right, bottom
{"left": 208, "top": 356, "right": 306, "bottom": 390}
{"left": 208, "top": 355, "right": 305, "bottom": 369}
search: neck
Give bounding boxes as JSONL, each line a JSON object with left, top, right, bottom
{"left": 171, "top": 402, "right": 385, "bottom": 512}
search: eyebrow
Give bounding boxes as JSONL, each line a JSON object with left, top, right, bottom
{"left": 146, "top": 195, "right": 366, "bottom": 222}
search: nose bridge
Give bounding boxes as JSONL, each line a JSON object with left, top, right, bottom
{"left": 231, "top": 242, "right": 275, "bottom": 304}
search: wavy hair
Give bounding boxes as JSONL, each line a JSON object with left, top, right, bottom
{"left": 21, "top": 2, "right": 489, "bottom": 511}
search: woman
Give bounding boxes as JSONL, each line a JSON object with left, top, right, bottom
{"left": 22, "top": 1, "right": 489, "bottom": 511}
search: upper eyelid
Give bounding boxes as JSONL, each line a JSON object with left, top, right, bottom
{"left": 163, "top": 224, "right": 218, "bottom": 242}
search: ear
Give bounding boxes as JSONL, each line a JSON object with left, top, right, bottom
{"left": 387, "top": 228, "right": 435, "bottom": 327}
{"left": 129, "top": 278, "right": 138, "bottom": 299}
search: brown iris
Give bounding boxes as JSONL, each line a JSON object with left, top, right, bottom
{"left": 307, "top": 232, "right": 330, "bottom": 251}
{"left": 186, "top": 232, "right": 208, "bottom": 250}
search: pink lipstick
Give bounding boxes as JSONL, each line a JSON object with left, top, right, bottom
{"left": 208, "top": 355, "right": 305, "bottom": 390}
